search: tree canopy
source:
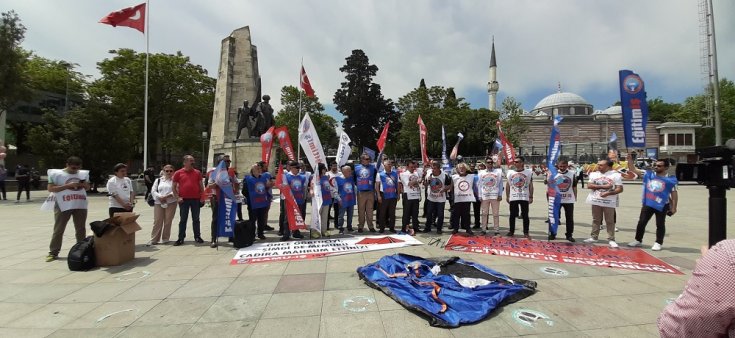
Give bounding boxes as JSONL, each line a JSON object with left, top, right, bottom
{"left": 274, "top": 85, "right": 338, "bottom": 159}
{"left": 0, "top": 10, "right": 29, "bottom": 112}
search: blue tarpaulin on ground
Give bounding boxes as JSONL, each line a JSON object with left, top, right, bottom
{"left": 357, "top": 254, "right": 537, "bottom": 328}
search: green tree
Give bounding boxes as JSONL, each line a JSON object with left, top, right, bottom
{"left": 90, "top": 49, "right": 215, "bottom": 165}
{"left": 274, "top": 85, "right": 338, "bottom": 160}
{"left": 671, "top": 79, "right": 735, "bottom": 146}
{"left": 500, "top": 96, "right": 527, "bottom": 147}
{"left": 333, "top": 50, "right": 400, "bottom": 152}
{"left": 0, "top": 10, "right": 30, "bottom": 113}
{"left": 647, "top": 97, "right": 681, "bottom": 122}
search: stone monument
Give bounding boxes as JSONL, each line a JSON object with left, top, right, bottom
{"left": 207, "top": 26, "right": 274, "bottom": 171}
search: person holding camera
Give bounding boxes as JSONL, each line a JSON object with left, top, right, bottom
{"left": 107, "top": 163, "right": 135, "bottom": 218}
{"left": 626, "top": 154, "right": 678, "bottom": 251}
{"left": 46, "top": 156, "right": 90, "bottom": 262}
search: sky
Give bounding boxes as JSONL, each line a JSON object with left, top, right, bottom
{"left": 4, "top": 0, "right": 734, "bottom": 121}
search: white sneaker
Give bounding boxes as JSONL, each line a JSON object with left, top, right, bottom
{"left": 615, "top": 227, "right": 620, "bottom": 232}
{"left": 628, "top": 240, "right": 642, "bottom": 247}
{"left": 652, "top": 242, "right": 662, "bottom": 251}
{"left": 583, "top": 237, "right": 598, "bottom": 243}
{"left": 609, "top": 240, "right": 619, "bottom": 248}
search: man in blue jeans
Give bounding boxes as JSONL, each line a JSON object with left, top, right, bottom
{"left": 172, "top": 155, "right": 205, "bottom": 246}
{"left": 423, "top": 161, "right": 452, "bottom": 235}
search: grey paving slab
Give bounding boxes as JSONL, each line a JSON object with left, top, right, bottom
{"left": 0, "top": 184, "right": 728, "bottom": 337}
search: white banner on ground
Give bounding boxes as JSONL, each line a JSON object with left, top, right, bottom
{"left": 231, "top": 235, "right": 423, "bottom": 264}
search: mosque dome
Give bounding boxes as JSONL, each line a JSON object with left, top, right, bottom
{"left": 530, "top": 91, "right": 593, "bottom": 117}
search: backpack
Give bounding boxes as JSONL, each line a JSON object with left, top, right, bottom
{"left": 68, "top": 236, "right": 96, "bottom": 271}
{"left": 233, "top": 220, "right": 256, "bottom": 249}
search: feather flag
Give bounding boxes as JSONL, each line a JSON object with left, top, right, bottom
{"left": 546, "top": 116, "right": 563, "bottom": 236}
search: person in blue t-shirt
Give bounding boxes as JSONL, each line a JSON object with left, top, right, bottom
{"left": 354, "top": 155, "right": 377, "bottom": 232}
{"left": 245, "top": 164, "right": 273, "bottom": 240}
{"left": 283, "top": 161, "right": 307, "bottom": 240}
{"left": 625, "top": 154, "right": 678, "bottom": 251}
{"left": 257, "top": 161, "right": 275, "bottom": 231}
{"left": 376, "top": 159, "right": 400, "bottom": 233}
{"left": 335, "top": 166, "right": 357, "bottom": 234}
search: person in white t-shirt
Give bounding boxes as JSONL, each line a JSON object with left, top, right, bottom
{"left": 149, "top": 164, "right": 177, "bottom": 245}
{"left": 106, "top": 163, "right": 135, "bottom": 218}
{"left": 46, "top": 156, "right": 90, "bottom": 262}
{"left": 399, "top": 160, "right": 423, "bottom": 233}
{"left": 505, "top": 156, "right": 534, "bottom": 239}
{"left": 583, "top": 159, "right": 624, "bottom": 248}
{"left": 477, "top": 157, "right": 504, "bottom": 235}
{"left": 423, "top": 160, "right": 452, "bottom": 234}
{"left": 450, "top": 162, "right": 477, "bottom": 235}
{"left": 547, "top": 160, "right": 578, "bottom": 242}
{"left": 326, "top": 161, "right": 343, "bottom": 230}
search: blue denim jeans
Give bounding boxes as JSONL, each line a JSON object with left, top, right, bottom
{"left": 178, "top": 198, "right": 201, "bottom": 240}
{"left": 338, "top": 205, "right": 354, "bottom": 230}
{"left": 425, "top": 201, "right": 445, "bottom": 231}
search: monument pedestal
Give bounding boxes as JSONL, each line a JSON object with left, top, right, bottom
{"left": 210, "top": 140, "right": 274, "bottom": 173}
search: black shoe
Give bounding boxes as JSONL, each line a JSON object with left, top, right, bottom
{"left": 228, "top": 237, "right": 234, "bottom": 243}
{"left": 451, "top": 229, "right": 459, "bottom": 235}
{"left": 338, "top": 228, "right": 345, "bottom": 234}
{"left": 194, "top": 237, "right": 204, "bottom": 244}
{"left": 472, "top": 225, "right": 481, "bottom": 229}
{"left": 548, "top": 234, "right": 556, "bottom": 241}
{"left": 466, "top": 230, "right": 474, "bottom": 236}
{"left": 506, "top": 232, "right": 514, "bottom": 237}
{"left": 293, "top": 231, "right": 304, "bottom": 239}
{"left": 210, "top": 242, "right": 217, "bottom": 248}
{"left": 566, "top": 236, "right": 576, "bottom": 243}
{"left": 389, "top": 229, "right": 396, "bottom": 234}
{"left": 422, "top": 227, "right": 432, "bottom": 233}
{"left": 173, "top": 239, "right": 183, "bottom": 246}
{"left": 258, "top": 234, "right": 267, "bottom": 240}
{"left": 357, "top": 229, "right": 364, "bottom": 233}
{"left": 369, "top": 228, "right": 376, "bottom": 233}
{"left": 265, "top": 225, "right": 275, "bottom": 231}
{"left": 280, "top": 236, "right": 290, "bottom": 241}
{"left": 437, "top": 229, "right": 443, "bottom": 235}
{"left": 544, "top": 219, "right": 550, "bottom": 224}
{"left": 347, "top": 228, "right": 354, "bottom": 232}
{"left": 494, "top": 231, "right": 500, "bottom": 236}
{"left": 277, "top": 231, "right": 283, "bottom": 236}
{"left": 378, "top": 229, "right": 385, "bottom": 234}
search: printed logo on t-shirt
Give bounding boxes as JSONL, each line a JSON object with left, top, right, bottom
{"left": 359, "top": 168, "right": 370, "bottom": 178}
{"left": 385, "top": 176, "right": 395, "bottom": 186}
{"left": 255, "top": 182, "right": 266, "bottom": 194}
{"left": 510, "top": 173, "right": 527, "bottom": 189}
{"left": 65, "top": 177, "right": 84, "bottom": 191}
{"left": 646, "top": 179, "right": 665, "bottom": 193}
{"left": 481, "top": 174, "right": 497, "bottom": 188}
{"left": 291, "top": 179, "right": 302, "bottom": 191}
{"left": 321, "top": 181, "right": 331, "bottom": 191}
{"left": 557, "top": 176, "right": 572, "bottom": 192}
{"left": 343, "top": 182, "right": 353, "bottom": 193}
{"left": 458, "top": 180, "right": 470, "bottom": 192}
{"left": 592, "top": 177, "right": 614, "bottom": 192}
{"left": 429, "top": 178, "right": 444, "bottom": 192}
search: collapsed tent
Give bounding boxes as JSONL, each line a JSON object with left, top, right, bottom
{"left": 357, "top": 253, "right": 537, "bottom": 328}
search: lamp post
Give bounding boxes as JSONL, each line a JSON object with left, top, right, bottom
{"left": 201, "top": 131, "right": 208, "bottom": 173}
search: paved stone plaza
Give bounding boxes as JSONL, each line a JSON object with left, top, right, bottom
{"left": 0, "top": 182, "right": 731, "bottom": 337}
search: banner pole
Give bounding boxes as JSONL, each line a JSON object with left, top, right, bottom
{"left": 143, "top": 0, "right": 150, "bottom": 171}
{"left": 297, "top": 59, "right": 303, "bottom": 162}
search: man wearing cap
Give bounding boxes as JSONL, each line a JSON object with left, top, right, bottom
{"left": 354, "top": 154, "right": 377, "bottom": 232}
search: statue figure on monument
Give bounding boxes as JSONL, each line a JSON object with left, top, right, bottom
{"left": 236, "top": 100, "right": 251, "bottom": 141}
{"left": 251, "top": 95, "right": 275, "bottom": 137}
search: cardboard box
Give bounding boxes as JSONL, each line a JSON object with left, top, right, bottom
{"left": 94, "top": 212, "right": 142, "bottom": 266}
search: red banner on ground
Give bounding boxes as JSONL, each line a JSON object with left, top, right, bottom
{"left": 444, "top": 235, "right": 683, "bottom": 275}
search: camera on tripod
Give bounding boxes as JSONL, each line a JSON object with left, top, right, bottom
{"left": 675, "top": 139, "right": 735, "bottom": 188}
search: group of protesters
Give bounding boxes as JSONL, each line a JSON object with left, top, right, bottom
{"left": 43, "top": 147, "right": 679, "bottom": 261}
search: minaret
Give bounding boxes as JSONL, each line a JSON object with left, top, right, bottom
{"left": 487, "top": 37, "right": 499, "bottom": 111}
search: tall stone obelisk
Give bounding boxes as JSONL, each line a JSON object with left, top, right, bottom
{"left": 207, "top": 26, "right": 262, "bottom": 170}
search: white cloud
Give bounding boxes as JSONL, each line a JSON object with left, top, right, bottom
{"left": 4, "top": 0, "right": 734, "bottom": 113}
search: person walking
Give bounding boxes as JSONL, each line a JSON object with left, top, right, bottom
{"left": 583, "top": 159, "right": 624, "bottom": 248}
{"left": 505, "top": 157, "right": 534, "bottom": 239}
{"left": 547, "top": 160, "right": 577, "bottom": 242}
{"left": 149, "top": 165, "right": 177, "bottom": 245}
{"left": 354, "top": 155, "right": 377, "bottom": 232}
{"left": 143, "top": 165, "right": 156, "bottom": 201}
{"left": 335, "top": 166, "right": 356, "bottom": 234}
{"left": 245, "top": 163, "right": 273, "bottom": 241}
{"left": 626, "top": 154, "right": 678, "bottom": 251}
{"left": 15, "top": 164, "right": 31, "bottom": 202}
{"left": 46, "top": 157, "right": 89, "bottom": 262}
{"left": 376, "top": 159, "right": 400, "bottom": 233}
{"left": 423, "top": 161, "right": 452, "bottom": 234}
{"left": 172, "top": 155, "right": 205, "bottom": 246}
{"left": 399, "top": 160, "right": 422, "bottom": 234}
{"left": 477, "top": 157, "right": 504, "bottom": 235}
{"left": 0, "top": 164, "right": 7, "bottom": 200}
{"left": 450, "top": 162, "right": 476, "bottom": 235}
{"left": 106, "top": 163, "right": 135, "bottom": 218}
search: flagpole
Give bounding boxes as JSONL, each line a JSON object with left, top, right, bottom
{"left": 143, "top": 0, "right": 150, "bottom": 171}
{"left": 297, "top": 58, "right": 303, "bottom": 162}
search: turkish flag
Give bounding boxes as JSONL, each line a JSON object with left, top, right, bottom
{"left": 99, "top": 3, "right": 146, "bottom": 33}
{"left": 300, "top": 66, "right": 315, "bottom": 98}
{"left": 376, "top": 122, "right": 390, "bottom": 153}
{"left": 496, "top": 121, "right": 516, "bottom": 165}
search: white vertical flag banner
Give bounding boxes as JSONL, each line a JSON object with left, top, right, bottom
{"left": 311, "top": 172, "right": 323, "bottom": 234}
{"left": 336, "top": 132, "right": 352, "bottom": 166}
{"left": 298, "top": 113, "right": 326, "bottom": 168}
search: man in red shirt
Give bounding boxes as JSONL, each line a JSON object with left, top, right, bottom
{"left": 172, "top": 155, "right": 205, "bottom": 245}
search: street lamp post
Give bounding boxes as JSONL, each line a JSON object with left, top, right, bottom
{"left": 201, "top": 131, "right": 208, "bottom": 173}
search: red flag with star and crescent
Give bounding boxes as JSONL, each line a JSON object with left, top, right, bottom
{"left": 300, "top": 66, "right": 315, "bottom": 98}
{"left": 99, "top": 3, "right": 146, "bottom": 33}
{"left": 376, "top": 122, "right": 390, "bottom": 153}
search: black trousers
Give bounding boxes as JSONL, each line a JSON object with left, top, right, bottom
{"left": 248, "top": 207, "right": 268, "bottom": 236}
{"left": 472, "top": 201, "right": 481, "bottom": 227}
{"left": 549, "top": 203, "right": 575, "bottom": 237}
{"left": 378, "top": 196, "right": 397, "bottom": 230}
{"left": 17, "top": 179, "right": 30, "bottom": 200}
{"left": 634, "top": 204, "right": 669, "bottom": 244}
{"left": 450, "top": 202, "right": 472, "bottom": 232}
{"left": 0, "top": 180, "right": 6, "bottom": 199}
{"left": 401, "top": 195, "right": 420, "bottom": 231}
{"left": 509, "top": 200, "right": 530, "bottom": 234}
{"left": 330, "top": 198, "right": 339, "bottom": 230}
{"left": 144, "top": 182, "right": 153, "bottom": 200}
{"left": 109, "top": 207, "right": 129, "bottom": 218}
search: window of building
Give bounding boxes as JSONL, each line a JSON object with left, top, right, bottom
{"left": 659, "top": 134, "right": 665, "bottom": 146}
{"left": 666, "top": 133, "right": 694, "bottom": 146}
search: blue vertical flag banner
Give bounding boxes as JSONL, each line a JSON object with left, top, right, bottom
{"left": 619, "top": 70, "right": 649, "bottom": 148}
{"left": 441, "top": 125, "right": 452, "bottom": 175}
{"left": 212, "top": 160, "right": 236, "bottom": 238}
{"left": 546, "top": 116, "right": 563, "bottom": 236}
